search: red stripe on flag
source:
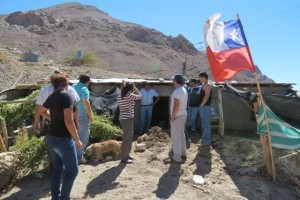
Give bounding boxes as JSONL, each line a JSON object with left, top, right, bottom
{"left": 206, "top": 46, "right": 256, "bottom": 82}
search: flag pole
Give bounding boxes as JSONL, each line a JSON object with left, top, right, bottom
{"left": 236, "top": 14, "right": 276, "bottom": 181}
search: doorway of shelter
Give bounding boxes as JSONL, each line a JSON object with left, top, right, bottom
{"left": 151, "top": 97, "right": 170, "bottom": 129}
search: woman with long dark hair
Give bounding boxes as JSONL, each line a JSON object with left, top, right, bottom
{"left": 117, "top": 81, "right": 142, "bottom": 163}
{"left": 40, "top": 74, "right": 82, "bottom": 200}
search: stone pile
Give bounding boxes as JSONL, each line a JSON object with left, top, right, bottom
{"left": 135, "top": 126, "right": 170, "bottom": 152}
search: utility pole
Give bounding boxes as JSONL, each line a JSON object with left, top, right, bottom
{"left": 182, "top": 53, "right": 187, "bottom": 77}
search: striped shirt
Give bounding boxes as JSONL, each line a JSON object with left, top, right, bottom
{"left": 117, "top": 93, "right": 142, "bottom": 120}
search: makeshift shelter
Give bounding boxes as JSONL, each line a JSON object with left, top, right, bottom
{"left": 70, "top": 78, "right": 294, "bottom": 133}
{"left": 219, "top": 82, "right": 297, "bottom": 131}
{"left": 71, "top": 78, "right": 171, "bottom": 133}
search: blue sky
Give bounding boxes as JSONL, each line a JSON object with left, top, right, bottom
{"left": 1, "top": 0, "right": 299, "bottom": 90}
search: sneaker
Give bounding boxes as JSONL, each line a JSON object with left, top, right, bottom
{"left": 78, "top": 157, "right": 87, "bottom": 165}
{"left": 121, "top": 159, "right": 134, "bottom": 164}
{"left": 128, "top": 156, "right": 135, "bottom": 160}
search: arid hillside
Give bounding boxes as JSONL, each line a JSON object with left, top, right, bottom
{"left": 0, "top": 2, "right": 272, "bottom": 91}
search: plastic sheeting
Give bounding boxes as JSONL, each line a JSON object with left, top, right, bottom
{"left": 263, "top": 94, "right": 300, "bottom": 124}
{"left": 90, "top": 86, "right": 120, "bottom": 116}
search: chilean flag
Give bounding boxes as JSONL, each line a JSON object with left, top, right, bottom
{"left": 204, "top": 14, "right": 256, "bottom": 82}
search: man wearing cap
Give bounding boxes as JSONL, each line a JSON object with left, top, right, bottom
{"left": 139, "top": 82, "right": 160, "bottom": 134}
{"left": 165, "top": 74, "right": 188, "bottom": 164}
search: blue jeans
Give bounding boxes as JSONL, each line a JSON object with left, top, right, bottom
{"left": 200, "top": 106, "right": 211, "bottom": 144}
{"left": 139, "top": 105, "right": 153, "bottom": 134}
{"left": 45, "top": 135, "right": 78, "bottom": 200}
{"left": 77, "top": 114, "right": 90, "bottom": 160}
{"left": 187, "top": 106, "right": 200, "bottom": 132}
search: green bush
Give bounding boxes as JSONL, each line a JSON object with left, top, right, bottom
{"left": 90, "top": 114, "right": 123, "bottom": 142}
{"left": 14, "top": 129, "right": 29, "bottom": 150}
{"left": 0, "top": 90, "right": 39, "bottom": 131}
{"left": 64, "top": 50, "right": 100, "bottom": 66}
{"left": 15, "top": 136, "right": 48, "bottom": 179}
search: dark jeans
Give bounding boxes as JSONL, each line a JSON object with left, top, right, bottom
{"left": 45, "top": 135, "right": 79, "bottom": 200}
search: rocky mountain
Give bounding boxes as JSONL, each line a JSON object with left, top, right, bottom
{"left": 0, "top": 2, "right": 272, "bottom": 90}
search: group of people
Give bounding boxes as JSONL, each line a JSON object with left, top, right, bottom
{"left": 167, "top": 72, "right": 212, "bottom": 164}
{"left": 117, "top": 72, "right": 213, "bottom": 165}
{"left": 34, "top": 72, "right": 93, "bottom": 200}
{"left": 33, "top": 71, "right": 212, "bottom": 199}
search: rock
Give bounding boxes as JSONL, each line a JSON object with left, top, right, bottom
{"left": 0, "top": 152, "right": 17, "bottom": 191}
{"left": 137, "top": 134, "right": 151, "bottom": 143}
{"left": 149, "top": 126, "right": 162, "bottom": 133}
{"left": 135, "top": 142, "right": 146, "bottom": 152}
{"left": 5, "top": 10, "right": 65, "bottom": 35}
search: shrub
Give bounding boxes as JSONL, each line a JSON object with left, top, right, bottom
{"left": 0, "top": 51, "right": 8, "bottom": 62}
{"left": 0, "top": 90, "right": 39, "bottom": 131}
{"left": 64, "top": 50, "right": 100, "bottom": 66}
{"left": 90, "top": 114, "right": 123, "bottom": 142}
{"left": 14, "top": 126, "right": 29, "bottom": 150}
{"left": 15, "top": 136, "right": 48, "bottom": 179}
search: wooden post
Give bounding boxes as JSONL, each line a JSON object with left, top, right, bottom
{"left": 255, "top": 73, "right": 276, "bottom": 181}
{"left": 237, "top": 13, "right": 276, "bottom": 181}
{"left": 0, "top": 134, "right": 6, "bottom": 152}
{"left": 0, "top": 120, "right": 7, "bottom": 152}
{"left": 217, "top": 87, "right": 224, "bottom": 137}
{"left": 1, "top": 120, "right": 8, "bottom": 148}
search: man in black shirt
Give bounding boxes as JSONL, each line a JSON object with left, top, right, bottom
{"left": 198, "top": 72, "right": 212, "bottom": 145}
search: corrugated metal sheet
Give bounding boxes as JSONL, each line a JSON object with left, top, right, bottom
{"left": 215, "top": 82, "right": 295, "bottom": 86}
{"left": 70, "top": 78, "right": 173, "bottom": 84}
{"left": 70, "top": 78, "right": 295, "bottom": 86}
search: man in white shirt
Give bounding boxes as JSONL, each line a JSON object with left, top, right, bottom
{"left": 139, "top": 82, "right": 160, "bottom": 134}
{"left": 165, "top": 75, "right": 188, "bottom": 164}
{"left": 34, "top": 72, "right": 80, "bottom": 134}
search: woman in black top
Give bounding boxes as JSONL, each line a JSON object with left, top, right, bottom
{"left": 40, "top": 74, "right": 82, "bottom": 200}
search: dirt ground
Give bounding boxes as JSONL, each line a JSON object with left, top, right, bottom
{"left": 0, "top": 131, "right": 299, "bottom": 200}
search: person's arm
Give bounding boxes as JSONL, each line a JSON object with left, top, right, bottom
{"left": 34, "top": 105, "right": 42, "bottom": 132}
{"left": 130, "top": 87, "right": 142, "bottom": 100}
{"left": 171, "top": 98, "right": 180, "bottom": 121}
{"left": 153, "top": 95, "right": 160, "bottom": 106}
{"left": 82, "top": 98, "right": 93, "bottom": 122}
{"left": 39, "top": 106, "right": 51, "bottom": 121}
{"left": 200, "top": 84, "right": 212, "bottom": 107}
{"left": 34, "top": 88, "right": 47, "bottom": 132}
{"left": 133, "top": 87, "right": 142, "bottom": 96}
{"left": 73, "top": 102, "right": 79, "bottom": 129}
{"left": 64, "top": 108, "right": 82, "bottom": 150}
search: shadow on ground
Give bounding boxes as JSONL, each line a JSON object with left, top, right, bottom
{"left": 2, "top": 172, "right": 50, "bottom": 200}
{"left": 209, "top": 130, "right": 299, "bottom": 200}
{"left": 84, "top": 162, "right": 125, "bottom": 198}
